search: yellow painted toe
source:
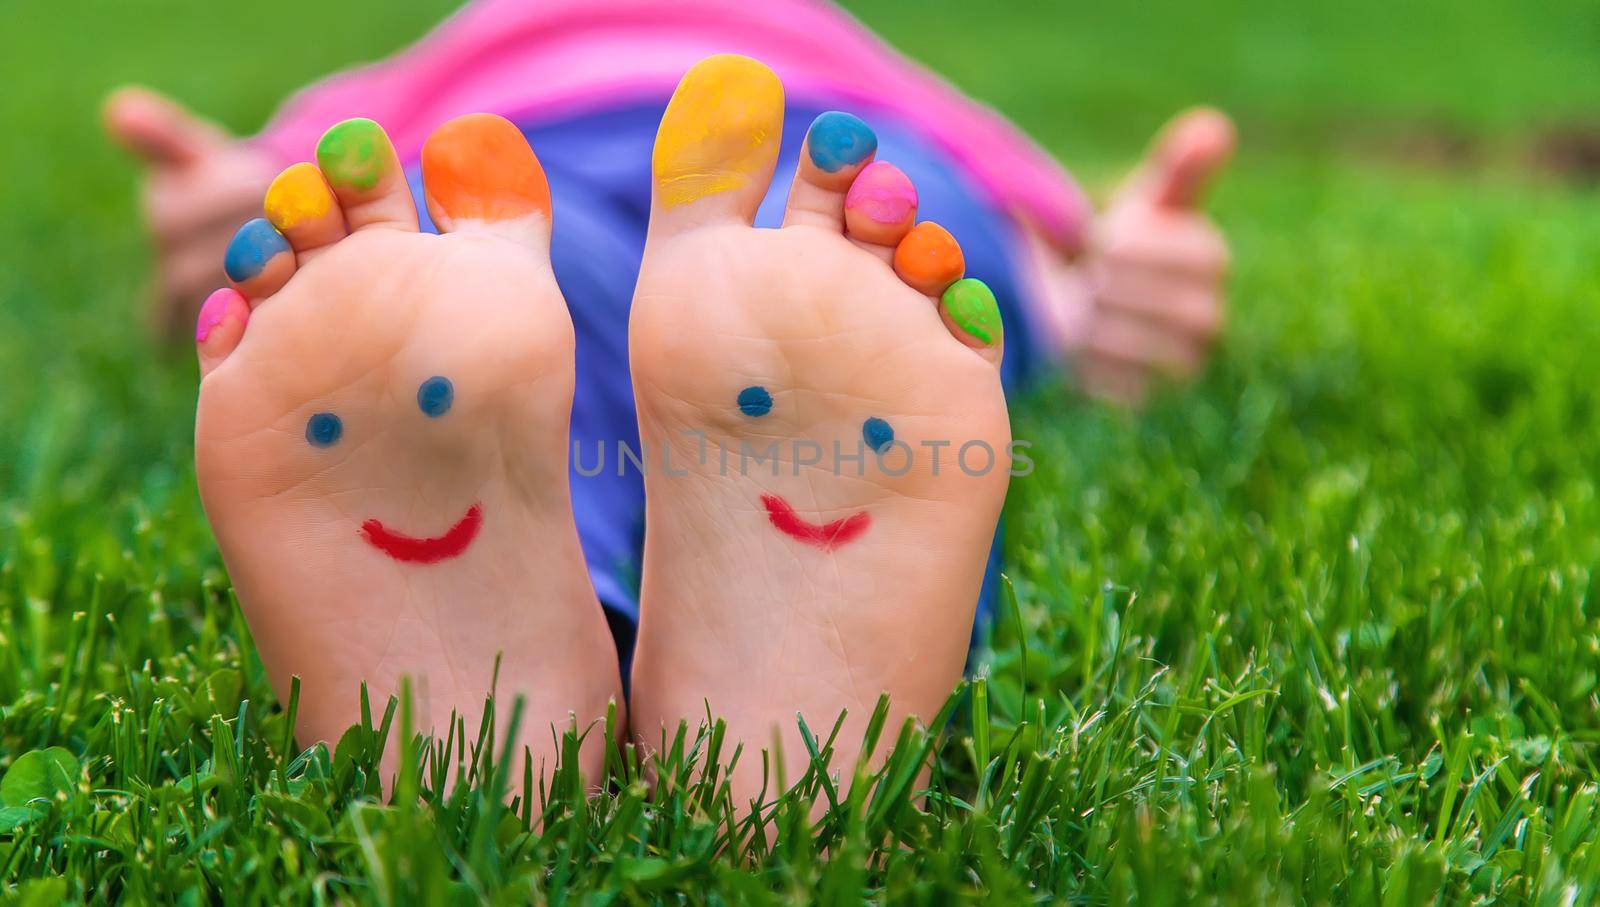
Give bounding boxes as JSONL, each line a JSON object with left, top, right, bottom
{"left": 652, "top": 55, "right": 784, "bottom": 210}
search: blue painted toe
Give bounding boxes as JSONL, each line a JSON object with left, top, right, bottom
{"left": 806, "top": 111, "right": 878, "bottom": 173}
{"left": 224, "top": 218, "right": 292, "bottom": 282}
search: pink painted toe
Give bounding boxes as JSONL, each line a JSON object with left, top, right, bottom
{"left": 196, "top": 288, "right": 244, "bottom": 342}
{"left": 844, "top": 162, "right": 918, "bottom": 246}
{"left": 196, "top": 288, "right": 250, "bottom": 374}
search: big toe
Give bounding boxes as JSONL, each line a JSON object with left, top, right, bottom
{"left": 421, "top": 113, "right": 553, "bottom": 250}
{"left": 650, "top": 55, "right": 785, "bottom": 231}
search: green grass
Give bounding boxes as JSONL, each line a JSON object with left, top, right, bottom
{"left": 2, "top": 0, "right": 1600, "bottom": 902}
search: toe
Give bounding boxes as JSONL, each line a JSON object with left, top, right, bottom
{"left": 939, "top": 277, "right": 1004, "bottom": 363}
{"left": 421, "top": 113, "right": 552, "bottom": 249}
{"left": 224, "top": 218, "right": 296, "bottom": 301}
{"left": 893, "top": 221, "right": 965, "bottom": 296}
{"left": 315, "top": 117, "right": 418, "bottom": 232}
{"left": 195, "top": 287, "right": 250, "bottom": 374}
{"left": 651, "top": 55, "right": 784, "bottom": 229}
{"left": 264, "top": 162, "right": 346, "bottom": 259}
{"left": 781, "top": 111, "right": 877, "bottom": 229}
{"left": 844, "top": 162, "right": 917, "bottom": 256}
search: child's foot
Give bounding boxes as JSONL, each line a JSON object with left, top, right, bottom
{"left": 194, "top": 114, "right": 621, "bottom": 784}
{"left": 628, "top": 57, "right": 1011, "bottom": 801}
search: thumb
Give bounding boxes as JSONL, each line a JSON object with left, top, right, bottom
{"left": 1129, "top": 107, "right": 1236, "bottom": 210}
{"left": 102, "top": 85, "right": 228, "bottom": 168}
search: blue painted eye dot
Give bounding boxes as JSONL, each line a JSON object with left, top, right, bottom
{"left": 306, "top": 412, "right": 343, "bottom": 448}
{"left": 737, "top": 385, "right": 773, "bottom": 417}
{"left": 863, "top": 417, "right": 894, "bottom": 453}
{"left": 417, "top": 376, "right": 454, "bottom": 417}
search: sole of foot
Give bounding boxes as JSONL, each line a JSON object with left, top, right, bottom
{"left": 626, "top": 56, "right": 1012, "bottom": 807}
{"left": 194, "top": 113, "right": 621, "bottom": 786}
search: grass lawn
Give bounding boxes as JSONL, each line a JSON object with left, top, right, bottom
{"left": 2, "top": 0, "right": 1600, "bottom": 902}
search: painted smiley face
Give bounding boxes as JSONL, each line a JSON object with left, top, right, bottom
{"left": 305, "top": 375, "right": 481, "bottom": 564}
{"left": 738, "top": 385, "right": 892, "bottom": 551}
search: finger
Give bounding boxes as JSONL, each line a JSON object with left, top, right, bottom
{"left": 146, "top": 171, "right": 272, "bottom": 251}
{"left": 1077, "top": 357, "right": 1151, "bottom": 406}
{"left": 1131, "top": 107, "right": 1236, "bottom": 210}
{"left": 103, "top": 85, "right": 228, "bottom": 168}
{"left": 1083, "top": 313, "right": 1207, "bottom": 379}
{"left": 1097, "top": 215, "right": 1230, "bottom": 281}
{"left": 161, "top": 237, "right": 233, "bottom": 310}
{"left": 1092, "top": 272, "right": 1225, "bottom": 340}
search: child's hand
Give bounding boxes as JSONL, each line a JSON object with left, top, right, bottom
{"left": 1077, "top": 108, "right": 1235, "bottom": 403}
{"left": 103, "top": 87, "right": 275, "bottom": 336}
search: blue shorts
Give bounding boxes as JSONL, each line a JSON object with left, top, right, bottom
{"left": 405, "top": 101, "right": 1052, "bottom": 671}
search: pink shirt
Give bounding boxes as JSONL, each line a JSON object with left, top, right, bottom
{"left": 256, "top": 0, "right": 1090, "bottom": 250}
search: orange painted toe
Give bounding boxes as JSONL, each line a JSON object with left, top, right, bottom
{"left": 421, "top": 113, "right": 552, "bottom": 230}
{"left": 893, "top": 222, "right": 965, "bottom": 295}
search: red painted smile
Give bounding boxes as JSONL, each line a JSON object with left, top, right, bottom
{"left": 760, "top": 494, "right": 869, "bottom": 551}
{"left": 360, "top": 503, "right": 483, "bottom": 564}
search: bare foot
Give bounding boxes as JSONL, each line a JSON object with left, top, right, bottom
{"left": 626, "top": 57, "right": 1011, "bottom": 804}
{"left": 193, "top": 114, "right": 621, "bottom": 785}
{"left": 103, "top": 86, "right": 275, "bottom": 334}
